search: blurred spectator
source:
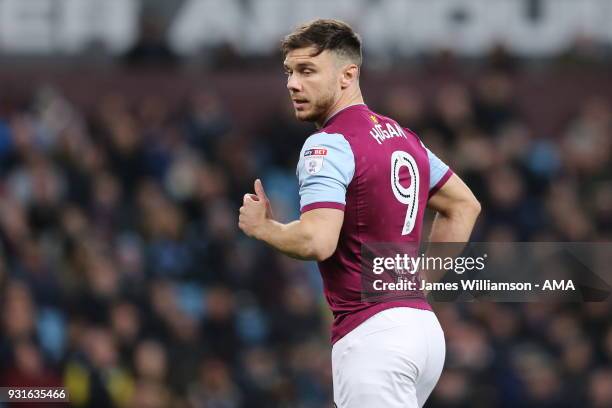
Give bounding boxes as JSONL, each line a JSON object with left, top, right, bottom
{"left": 188, "top": 358, "right": 242, "bottom": 407}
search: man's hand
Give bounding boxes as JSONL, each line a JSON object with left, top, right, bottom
{"left": 239, "top": 179, "right": 273, "bottom": 239}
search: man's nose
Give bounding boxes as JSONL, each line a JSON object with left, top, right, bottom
{"left": 287, "top": 74, "right": 301, "bottom": 92}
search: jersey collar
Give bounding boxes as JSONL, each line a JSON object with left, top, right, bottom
{"left": 321, "top": 103, "right": 368, "bottom": 127}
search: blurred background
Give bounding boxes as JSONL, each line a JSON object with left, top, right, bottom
{"left": 0, "top": 0, "right": 611, "bottom": 407}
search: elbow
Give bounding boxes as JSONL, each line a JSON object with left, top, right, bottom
{"left": 305, "top": 236, "right": 337, "bottom": 262}
{"left": 463, "top": 197, "right": 481, "bottom": 224}
{"left": 446, "top": 196, "right": 481, "bottom": 220}
{"left": 467, "top": 196, "right": 481, "bottom": 217}
{"left": 298, "top": 215, "right": 342, "bottom": 261}
{"left": 312, "top": 244, "right": 336, "bottom": 262}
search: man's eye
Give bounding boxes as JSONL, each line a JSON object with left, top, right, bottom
{"left": 302, "top": 69, "right": 313, "bottom": 75}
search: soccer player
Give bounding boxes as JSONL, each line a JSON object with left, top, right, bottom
{"left": 238, "top": 19, "right": 480, "bottom": 408}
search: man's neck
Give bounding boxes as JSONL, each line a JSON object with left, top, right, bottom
{"left": 316, "top": 90, "right": 365, "bottom": 129}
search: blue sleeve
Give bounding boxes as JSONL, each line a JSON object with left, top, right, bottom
{"left": 426, "top": 147, "right": 453, "bottom": 193}
{"left": 296, "top": 132, "right": 355, "bottom": 213}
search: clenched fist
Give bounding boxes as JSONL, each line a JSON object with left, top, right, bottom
{"left": 238, "top": 179, "right": 273, "bottom": 239}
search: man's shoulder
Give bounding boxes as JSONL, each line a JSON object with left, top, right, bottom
{"left": 299, "top": 131, "right": 354, "bottom": 164}
{"left": 303, "top": 130, "right": 349, "bottom": 146}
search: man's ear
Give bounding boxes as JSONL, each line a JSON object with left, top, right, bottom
{"left": 340, "top": 64, "right": 359, "bottom": 89}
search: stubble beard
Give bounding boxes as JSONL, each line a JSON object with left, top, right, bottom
{"left": 295, "top": 91, "right": 335, "bottom": 124}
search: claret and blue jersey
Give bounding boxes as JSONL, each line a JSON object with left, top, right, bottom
{"left": 295, "top": 104, "right": 453, "bottom": 344}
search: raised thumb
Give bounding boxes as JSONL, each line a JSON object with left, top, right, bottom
{"left": 254, "top": 179, "right": 267, "bottom": 199}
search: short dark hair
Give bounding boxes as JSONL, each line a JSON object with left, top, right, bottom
{"left": 281, "top": 19, "right": 362, "bottom": 66}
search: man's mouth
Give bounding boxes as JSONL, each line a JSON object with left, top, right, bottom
{"left": 292, "top": 98, "right": 309, "bottom": 109}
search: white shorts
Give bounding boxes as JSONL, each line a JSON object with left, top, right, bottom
{"left": 332, "top": 307, "right": 445, "bottom": 408}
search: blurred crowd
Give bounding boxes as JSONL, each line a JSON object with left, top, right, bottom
{"left": 0, "top": 64, "right": 611, "bottom": 408}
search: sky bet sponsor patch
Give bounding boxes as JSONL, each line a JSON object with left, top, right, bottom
{"left": 304, "top": 147, "right": 327, "bottom": 157}
{"left": 304, "top": 146, "right": 327, "bottom": 175}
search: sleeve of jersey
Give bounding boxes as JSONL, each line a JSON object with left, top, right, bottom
{"left": 296, "top": 132, "right": 355, "bottom": 213}
{"left": 426, "top": 147, "right": 454, "bottom": 197}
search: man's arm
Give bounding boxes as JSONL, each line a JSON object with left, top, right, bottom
{"left": 240, "top": 133, "right": 353, "bottom": 261}
{"left": 427, "top": 173, "right": 480, "bottom": 242}
{"left": 423, "top": 173, "right": 480, "bottom": 289}
{"left": 257, "top": 208, "right": 343, "bottom": 261}
{"left": 238, "top": 179, "right": 344, "bottom": 261}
